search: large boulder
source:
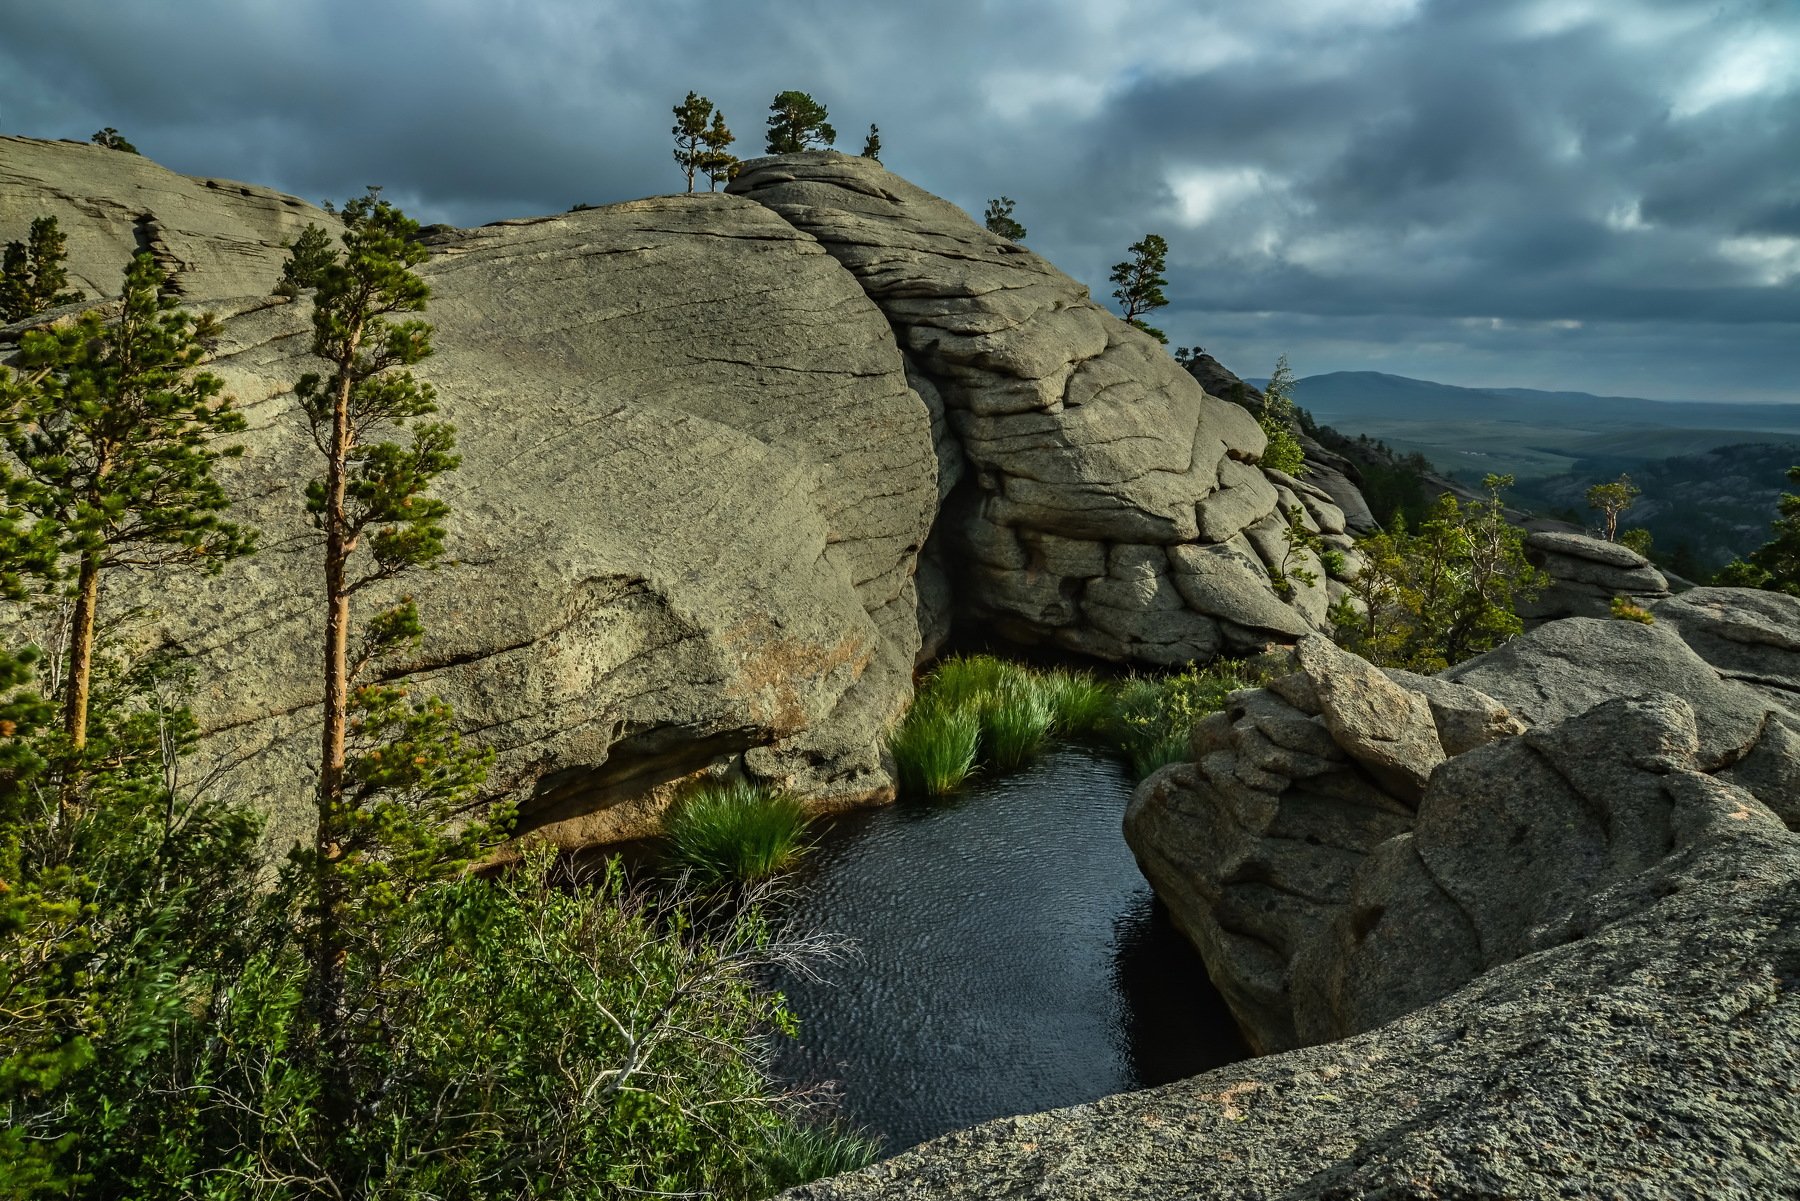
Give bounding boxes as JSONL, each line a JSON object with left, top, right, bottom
{"left": 1128, "top": 612, "right": 1800, "bottom": 1054}
{"left": 2, "top": 137, "right": 939, "bottom": 850}
{"left": 729, "top": 154, "right": 1352, "bottom": 663}
{"left": 2, "top": 138, "right": 1360, "bottom": 847}
{"left": 1518, "top": 530, "right": 1671, "bottom": 622}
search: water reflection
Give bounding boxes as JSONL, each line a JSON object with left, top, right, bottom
{"left": 770, "top": 747, "right": 1247, "bottom": 1151}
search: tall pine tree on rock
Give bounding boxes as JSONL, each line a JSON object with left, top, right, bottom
{"left": 765, "top": 90, "right": 835, "bottom": 153}
{"left": 1110, "top": 234, "right": 1170, "bottom": 344}
{"left": 672, "top": 91, "right": 717, "bottom": 193}
{"left": 287, "top": 190, "right": 500, "bottom": 1149}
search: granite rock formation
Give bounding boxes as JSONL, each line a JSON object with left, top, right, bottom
{"left": 1127, "top": 599, "right": 1800, "bottom": 1054}
{"left": 2, "top": 139, "right": 1346, "bottom": 845}
{"left": 1518, "top": 529, "right": 1671, "bottom": 622}
{"left": 729, "top": 155, "right": 1353, "bottom": 665}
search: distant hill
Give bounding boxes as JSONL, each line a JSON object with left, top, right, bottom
{"left": 1277, "top": 371, "right": 1800, "bottom": 485}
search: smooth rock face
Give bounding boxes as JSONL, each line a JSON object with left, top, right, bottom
{"left": 729, "top": 153, "right": 1350, "bottom": 662}
{"left": 2, "top": 139, "right": 939, "bottom": 850}
{"left": 3, "top": 139, "right": 1357, "bottom": 847}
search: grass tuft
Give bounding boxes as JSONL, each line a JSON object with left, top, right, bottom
{"left": 977, "top": 674, "right": 1055, "bottom": 773}
{"left": 757, "top": 1122, "right": 883, "bottom": 1193}
{"left": 889, "top": 697, "right": 981, "bottom": 797}
{"left": 662, "top": 780, "right": 811, "bottom": 885}
{"left": 1039, "top": 669, "right": 1112, "bottom": 740}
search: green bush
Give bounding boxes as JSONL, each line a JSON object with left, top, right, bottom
{"left": 890, "top": 695, "right": 982, "bottom": 796}
{"left": 663, "top": 780, "right": 812, "bottom": 885}
{"left": 1104, "top": 660, "right": 1264, "bottom": 780}
{"left": 1331, "top": 474, "right": 1546, "bottom": 672}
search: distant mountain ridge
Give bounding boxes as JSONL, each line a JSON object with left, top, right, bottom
{"left": 1280, "top": 371, "right": 1800, "bottom": 434}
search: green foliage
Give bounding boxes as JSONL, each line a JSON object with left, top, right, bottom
{"left": 889, "top": 693, "right": 981, "bottom": 797}
{"left": 701, "top": 108, "right": 739, "bottom": 190}
{"left": 984, "top": 197, "right": 1027, "bottom": 242}
{"left": 1037, "top": 669, "right": 1111, "bottom": 740}
{"left": 1585, "top": 472, "right": 1640, "bottom": 541}
{"left": 765, "top": 91, "right": 835, "bottom": 153}
{"left": 1619, "top": 526, "right": 1654, "bottom": 557}
{"left": 1104, "top": 660, "right": 1264, "bottom": 780}
{"left": 979, "top": 671, "right": 1055, "bottom": 772}
{"left": 0, "top": 252, "right": 253, "bottom": 579}
{"left": 1332, "top": 474, "right": 1547, "bottom": 672}
{"left": 1715, "top": 464, "right": 1800, "bottom": 595}
{"left": 273, "top": 223, "right": 334, "bottom": 297}
{"left": 861, "top": 123, "right": 882, "bottom": 162}
{"left": 663, "top": 780, "right": 812, "bottom": 886}
{"left": 90, "top": 128, "right": 138, "bottom": 153}
{"left": 674, "top": 92, "right": 739, "bottom": 193}
{"left": 1610, "top": 595, "right": 1655, "bottom": 624}
{"left": 1268, "top": 504, "right": 1324, "bottom": 600}
{"left": 1, "top": 217, "right": 83, "bottom": 322}
{"left": 1109, "top": 234, "right": 1169, "bottom": 343}
{"left": 0, "top": 251, "right": 254, "bottom": 767}
{"left": 1257, "top": 355, "right": 1307, "bottom": 475}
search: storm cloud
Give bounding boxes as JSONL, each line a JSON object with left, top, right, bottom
{"left": 2, "top": 0, "right": 1795, "bottom": 399}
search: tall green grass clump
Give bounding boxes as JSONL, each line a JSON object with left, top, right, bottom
{"left": 757, "top": 1122, "right": 884, "bottom": 1193}
{"left": 890, "top": 695, "right": 981, "bottom": 796}
{"left": 979, "top": 671, "right": 1055, "bottom": 772}
{"left": 1038, "top": 668, "right": 1112, "bottom": 740}
{"left": 664, "top": 780, "right": 812, "bottom": 885}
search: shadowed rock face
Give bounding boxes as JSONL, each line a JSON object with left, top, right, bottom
{"left": 1, "top": 139, "right": 1345, "bottom": 847}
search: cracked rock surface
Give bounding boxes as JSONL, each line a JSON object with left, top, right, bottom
{"left": 729, "top": 153, "right": 1349, "bottom": 665}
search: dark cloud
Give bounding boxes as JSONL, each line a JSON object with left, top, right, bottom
{"left": 2, "top": 0, "right": 1795, "bottom": 400}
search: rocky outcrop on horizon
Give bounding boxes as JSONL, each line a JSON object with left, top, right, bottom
{"left": 1, "top": 138, "right": 1351, "bottom": 847}
{"left": 1519, "top": 529, "right": 1672, "bottom": 622}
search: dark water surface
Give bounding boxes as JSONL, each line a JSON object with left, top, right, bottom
{"left": 770, "top": 747, "right": 1248, "bottom": 1152}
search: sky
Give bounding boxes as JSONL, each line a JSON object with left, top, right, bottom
{"left": 3, "top": 0, "right": 1797, "bottom": 401}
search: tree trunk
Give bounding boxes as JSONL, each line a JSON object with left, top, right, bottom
{"left": 312, "top": 332, "right": 359, "bottom": 1159}
{"left": 58, "top": 550, "right": 102, "bottom": 817}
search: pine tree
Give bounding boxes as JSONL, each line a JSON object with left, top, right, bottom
{"left": 861, "top": 123, "right": 882, "bottom": 162}
{"left": 1258, "top": 355, "right": 1306, "bottom": 475}
{"left": 984, "top": 197, "right": 1027, "bottom": 242}
{"left": 274, "top": 223, "right": 335, "bottom": 297}
{"left": 672, "top": 91, "right": 717, "bottom": 193}
{"left": 1716, "top": 465, "right": 1800, "bottom": 595}
{"left": 765, "top": 90, "right": 835, "bottom": 153}
{"left": 1, "top": 216, "right": 84, "bottom": 322}
{"left": 1110, "top": 233, "right": 1170, "bottom": 343}
{"left": 1585, "top": 473, "right": 1640, "bottom": 541}
{"left": 90, "top": 128, "right": 138, "bottom": 154}
{"left": 0, "top": 252, "right": 253, "bottom": 808}
{"left": 287, "top": 190, "right": 500, "bottom": 1145}
{"left": 699, "top": 108, "right": 738, "bottom": 191}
